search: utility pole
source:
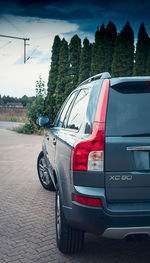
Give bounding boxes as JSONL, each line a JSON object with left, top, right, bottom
{"left": 0, "top": 34, "right": 30, "bottom": 64}
{"left": 24, "top": 39, "right": 29, "bottom": 64}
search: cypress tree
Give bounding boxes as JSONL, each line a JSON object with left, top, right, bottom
{"left": 90, "top": 42, "right": 97, "bottom": 76}
{"left": 134, "top": 23, "right": 149, "bottom": 76}
{"left": 45, "top": 35, "right": 61, "bottom": 121}
{"left": 68, "top": 34, "right": 81, "bottom": 93}
{"left": 112, "top": 21, "right": 134, "bottom": 77}
{"left": 104, "top": 22, "right": 117, "bottom": 74}
{"left": 90, "top": 24, "right": 105, "bottom": 76}
{"left": 55, "top": 38, "right": 70, "bottom": 114}
{"left": 78, "top": 38, "right": 91, "bottom": 83}
{"left": 146, "top": 39, "right": 150, "bottom": 75}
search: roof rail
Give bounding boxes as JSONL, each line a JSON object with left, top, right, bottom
{"left": 79, "top": 72, "right": 111, "bottom": 87}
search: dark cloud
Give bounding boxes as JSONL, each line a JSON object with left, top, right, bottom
{"left": 1, "top": 0, "right": 150, "bottom": 34}
{"left": 17, "top": 6, "right": 94, "bottom": 20}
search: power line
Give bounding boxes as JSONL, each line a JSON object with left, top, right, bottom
{"left": 2, "top": 15, "right": 24, "bottom": 38}
{"left": 0, "top": 41, "right": 12, "bottom": 49}
{"left": 0, "top": 34, "right": 30, "bottom": 63}
{"left": 26, "top": 46, "right": 39, "bottom": 61}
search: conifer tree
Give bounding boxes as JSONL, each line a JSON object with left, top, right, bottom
{"left": 90, "top": 24, "right": 105, "bottom": 76}
{"left": 55, "top": 38, "right": 70, "bottom": 114}
{"left": 134, "top": 23, "right": 149, "bottom": 76}
{"left": 112, "top": 21, "right": 134, "bottom": 77}
{"left": 68, "top": 34, "right": 81, "bottom": 93}
{"left": 146, "top": 39, "right": 150, "bottom": 75}
{"left": 104, "top": 22, "right": 117, "bottom": 74}
{"left": 78, "top": 38, "right": 91, "bottom": 83}
{"left": 45, "top": 35, "right": 61, "bottom": 121}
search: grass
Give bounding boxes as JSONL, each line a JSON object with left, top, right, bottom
{"left": 11, "top": 121, "right": 44, "bottom": 135}
{"left": 0, "top": 112, "right": 27, "bottom": 122}
{"left": 0, "top": 108, "right": 44, "bottom": 135}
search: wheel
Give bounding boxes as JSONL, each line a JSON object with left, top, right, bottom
{"left": 37, "top": 151, "right": 55, "bottom": 191}
{"left": 55, "top": 188, "right": 84, "bottom": 254}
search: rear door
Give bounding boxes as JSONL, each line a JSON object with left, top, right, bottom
{"left": 105, "top": 80, "right": 150, "bottom": 204}
{"left": 54, "top": 88, "right": 91, "bottom": 206}
{"left": 46, "top": 91, "right": 78, "bottom": 170}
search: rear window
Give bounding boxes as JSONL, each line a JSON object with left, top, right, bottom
{"left": 106, "top": 81, "right": 150, "bottom": 136}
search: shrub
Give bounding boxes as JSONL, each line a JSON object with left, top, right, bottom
{"left": 13, "top": 76, "right": 46, "bottom": 135}
{"left": 12, "top": 121, "right": 44, "bottom": 135}
{"left": 27, "top": 96, "right": 45, "bottom": 123}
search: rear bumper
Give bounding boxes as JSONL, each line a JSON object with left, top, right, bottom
{"left": 102, "top": 227, "right": 150, "bottom": 239}
{"left": 63, "top": 186, "right": 150, "bottom": 238}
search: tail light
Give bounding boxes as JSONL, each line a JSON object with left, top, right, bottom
{"left": 146, "top": 80, "right": 150, "bottom": 86}
{"left": 75, "top": 194, "right": 102, "bottom": 207}
{"left": 71, "top": 79, "right": 109, "bottom": 172}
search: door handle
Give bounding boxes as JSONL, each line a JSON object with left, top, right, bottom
{"left": 53, "top": 138, "right": 56, "bottom": 146}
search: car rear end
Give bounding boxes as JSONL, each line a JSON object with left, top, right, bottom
{"left": 67, "top": 76, "right": 150, "bottom": 238}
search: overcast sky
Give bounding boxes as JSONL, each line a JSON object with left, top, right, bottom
{"left": 0, "top": 0, "right": 150, "bottom": 97}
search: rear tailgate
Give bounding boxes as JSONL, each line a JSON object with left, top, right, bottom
{"left": 105, "top": 80, "right": 150, "bottom": 203}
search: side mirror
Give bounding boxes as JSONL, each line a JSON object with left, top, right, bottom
{"left": 37, "top": 116, "right": 51, "bottom": 127}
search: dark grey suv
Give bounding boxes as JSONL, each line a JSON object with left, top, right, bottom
{"left": 37, "top": 72, "right": 150, "bottom": 254}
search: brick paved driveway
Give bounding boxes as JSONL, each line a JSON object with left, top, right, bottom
{"left": 1, "top": 124, "right": 150, "bottom": 263}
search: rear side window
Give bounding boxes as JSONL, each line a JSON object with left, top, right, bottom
{"left": 66, "top": 89, "right": 90, "bottom": 130}
{"left": 106, "top": 81, "right": 150, "bottom": 136}
{"left": 54, "top": 91, "right": 77, "bottom": 127}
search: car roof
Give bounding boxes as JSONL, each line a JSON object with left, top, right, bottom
{"left": 77, "top": 73, "right": 150, "bottom": 90}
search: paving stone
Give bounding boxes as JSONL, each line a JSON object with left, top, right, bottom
{"left": 1, "top": 127, "right": 150, "bottom": 263}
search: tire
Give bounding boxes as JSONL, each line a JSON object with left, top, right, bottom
{"left": 37, "top": 151, "right": 55, "bottom": 191}
{"left": 55, "top": 188, "right": 84, "bottom": 254}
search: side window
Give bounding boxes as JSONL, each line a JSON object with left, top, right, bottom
{"left": 55, "top": 92, "right": 77, "bottom": 128}
{"left": 66, "top": 89, "right": 90, "bottom": 131}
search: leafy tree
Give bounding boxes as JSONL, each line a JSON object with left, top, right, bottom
{"left": 20, "top": 95, "right": 28, "bottom": 106}
{"left": 2, "top": 95, "right": 16, "bottom": 104}
{"left": 68, "top": 34, "right": 81, "bottom": 92}
{"left": 104, "top": 22, "right": 117, "bottom": 74}
{"left": 1, "top": 95, "right": 35, "bottom": 106}
{"left": 14, "top": 77, "right": 46, "bottom": 134}
{"left": 20, "top": 95, "right": 35, "bottom": 106}
{"left": 55, "top": 38, "right": 70, "bottom": 114}
{"left": 134, "top": 23, "right": 149, "bottom": 76}
{"left": 35, "top": 76, "right": 46, "bottom": 96}
{"left": 90, "top": 24, "right": 105, "bottom": 76}
{"left": 78, "top": 38, "right": 91, "bottom": 83}
{"left": 27, "top": 76, "right": 46, "bottom": 123}
{"left": 45, "top": 35, "right": 61, "bottom": 121}
{"left": 112, "top": 21, "right": 134, "bottom": 77}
